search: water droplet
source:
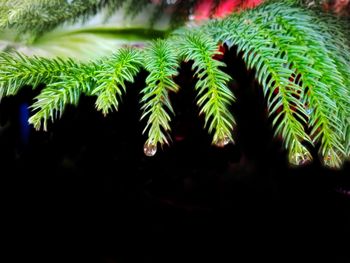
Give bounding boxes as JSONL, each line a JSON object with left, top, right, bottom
{"left": 215, "top": 136, "right": 231, "bottom": 148}
{"left": 144, "top": 143, "right": 157, "bottom": 157}
{"left": 323, "top": 153, "right": 334, "bottom": 168}
{"left": 322, "top": 148, "right": 344, "bottom": 168}
{"left": 305, "top": 105, "right": 313, "bottom": 115}
{"left": 289, "top": 152, "right": 312, "bottom": 166}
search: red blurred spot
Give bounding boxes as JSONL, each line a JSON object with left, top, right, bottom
{"left": 213, "top": 0, "right": 240, "bottom": 18}
{"left": 193, "top": 0, "right": 264, "bottom": 21}
{"left": 241, "top": 0, "right": 263, "bottom": 9}
{"left": 193, "top": 0, "right": 214, "bottom": 21}
{"left": 332, "top": 0, "right": 350, "bottom": 14}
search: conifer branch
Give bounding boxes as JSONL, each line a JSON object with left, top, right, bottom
{"left": 0, "top": 0, "right": 349, "bottom": 165}
{"left": 272, "top": 5, "right": 350, "bottom": 168}
{"left": 0, "top": 0, "right": 128, "bottom": 39}
{"left": 211, "top": 14, "right": 313, "bottom": 166}
{"left": 141, "top": 39, "right": 179, "bottom": 151}
{"left": 210, "top": 1, "right": 350, "bottom": 167}
{"left": 315, "top": 14, "right": 350, "bottom": 159}
{"left": 28, "top": 62, "right": 101, "bottom": 131}
{"left": 0, "top": 51, "right": 78, "bottom": 99}
{"left": 176, "top": 30, "right": 236, "bottom": 147}
{"left": 91, "top": 48, "right": 143, "bottom": 116}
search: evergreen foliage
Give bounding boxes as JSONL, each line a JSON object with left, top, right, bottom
{"left": 0, "top": 0, "right": 127, "bottom": 40}
{"left": 0, "top": 0, "right": 349, "bottom": 168}
{"left": 92, "top": 48, "right": 143, "bottom": 116}
{"left": 176, "top": 30, "right": 235, "bottom": 147}
{"left": 141, "top": 40, "right": 179, "bottom": 151}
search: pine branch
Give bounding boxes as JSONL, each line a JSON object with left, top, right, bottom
{"left": 91, "top": 47, "right": 143, "bottom": 115}
{"left": 28, "top": 62, "right": 101, "bottom": 131}
{"left": 140, "top": 39, "right": 179, "bottom": 155}
{"left": 176, "top": 30, "right": 236, "bottom": 146}
{"left": 0, "top": 51, "right": 78, "bottom": 99}
{"left": 0, "top": 0, "right": 129, "bottom": 39}
{"left": 0, "top": 0, "right": 268, "bottom": 42}
{"left": 271, "top": 5, "right": 350, "bottom": 168}
{"left": 315, "top": 14, "right": 350, "bottom": 159}
{"left": 0, "top": 0, "right": 349, "bottom": 166}
{"left": 211, "top": 11, "right": 313, "bottom": 166}
{"left": 211, "top": 1, "right": 350, "bottom": 167}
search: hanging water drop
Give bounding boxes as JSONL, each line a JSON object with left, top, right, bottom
{"left": 305, "top": 105, "right": 313, "bottom": 116}
{"left": 323, "top": 153, "right": 334, "bottom": 168}
{"left": 215, "top": 136, "right": 231, "bottom": 148}
{"left": 144, "top": 142, "right": 157, "bottom": 157}
{"left": 323, "top": 151, "right": 338, "bottom": 168}
{"left": 322, "top": 148, "right": 344, "bottom": 168}
{"left": 289, "top": 152, "right": 312, "bottom": 166}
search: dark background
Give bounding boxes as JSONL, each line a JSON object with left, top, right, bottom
{"left": 1, "top": 49, "right": 349, "bottom": 262}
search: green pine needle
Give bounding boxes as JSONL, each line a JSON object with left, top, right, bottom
{"left": 0, "top": 0, "right": 349, "bottom": 167}
{"left": 28, "top": 62, "right": 101, "bottom": 130}
{"left": 92, "top": 47, "right": 143, "bottom": 116}
{"left": 209, "top": 1, "right": 350, "bottom": 167}
{"left": 0, "top": 0, "right": 127, "bottom": 40}
{"left": 141, "top": 39, "right": 179, "bottom": 147}
{"left": 176, "top": 30, "right": 236, "bottom": 147}
{"left": 0, "top": 51, "right": 78, "bottom": 99}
